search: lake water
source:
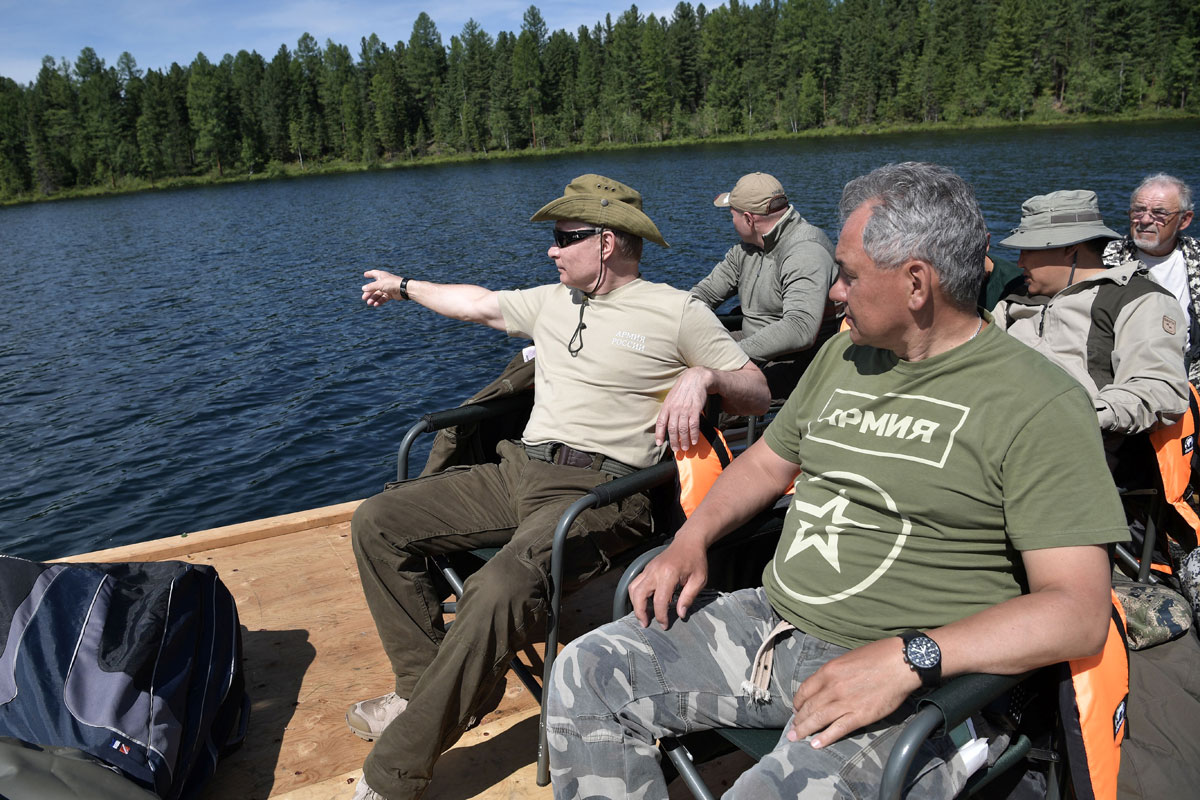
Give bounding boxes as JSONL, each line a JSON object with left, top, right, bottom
{"left": 2, "top": 120, "right": 1198, "bottom": 559}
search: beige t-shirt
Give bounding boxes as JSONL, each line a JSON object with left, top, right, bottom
{"left": 498, "top": 279, "right": 748, "bottom": 468}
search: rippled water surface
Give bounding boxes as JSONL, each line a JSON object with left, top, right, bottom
{"left": 3, "top": 121, "right": 1197, "bottom": 558}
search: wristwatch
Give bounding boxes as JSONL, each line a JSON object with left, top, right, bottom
{"left": 900, "top": 630, "right": 942, "bottom": 688}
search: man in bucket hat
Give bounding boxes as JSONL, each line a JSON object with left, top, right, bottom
{"left": 692, "top": 172, "right": 838, "bottom": 398}
{"left": 349, "top": 174, "right": 768, "bottom": 800}
{"left": 993, "top": 189, "right": 1187, "bottom": 467}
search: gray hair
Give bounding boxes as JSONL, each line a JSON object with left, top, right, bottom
{"left": 1132, "top": 173, "right": 1193, "bottom": 212}
{"left": 839, "top": 162, "right": 989, "bottom": 309}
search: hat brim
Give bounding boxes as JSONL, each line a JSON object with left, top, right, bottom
{"left": 531, "top": 196, "right": 668, "bottom": 248}
{"left": 998, "top": 224, "right": 1122, "bottom": 250}
{"left": 713, "top": 192, "right": 731, "bottom": 208}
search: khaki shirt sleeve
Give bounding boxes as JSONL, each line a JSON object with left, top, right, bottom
{"left": 497, "top": 285, "right": 555, "bottom": 339}
{"left": 990, "top": 299, "right": 1010, "bottom": 331}
{"left": 678, "top": 296, "right": 750, "bottom": 372}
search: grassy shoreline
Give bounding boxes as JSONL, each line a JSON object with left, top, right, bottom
{"left": 4, "top": 109, "right": 1196, "bottom": 208}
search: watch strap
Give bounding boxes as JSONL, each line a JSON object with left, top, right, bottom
{"left": 399, "top": 277, "right": 411, "bottom": 301}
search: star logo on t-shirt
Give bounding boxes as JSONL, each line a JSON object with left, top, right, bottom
{"left": 784, "top": 490, "right": 880, "bottom": 573}
{"left": 770, "top": 470, "right": 911, "bottom": 605}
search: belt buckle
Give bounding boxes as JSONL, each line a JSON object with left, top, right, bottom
{"left": 555, "top": 444, "right": 592, "bottom": 469}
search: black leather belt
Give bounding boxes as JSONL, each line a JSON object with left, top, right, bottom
{"left": 523, "top": 442, "right": 637, "bottom": 478}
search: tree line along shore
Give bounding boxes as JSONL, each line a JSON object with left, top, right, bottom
{"left": 1, "top": 0, "right": 1197, "bottom": 206}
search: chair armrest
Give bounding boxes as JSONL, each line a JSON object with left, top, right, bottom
{"left": 879, "top": 672, "right": 1029, "bottom": 800}
{"left": 546, "top": 460, "right": 677, "bottom": 638}
{"left": 422, "top": 394, "right": 533, "bottom": 431}
{"left": 396, "top": 394, "right": 534, "bottom": 481}
{"left": 589, "top": 459, "right": 677, "bottom": 506}
{"left": 917, "top": 672, "right": 1027, "bottom": 734}
{"left": 613, "top": 545, "right": 670, "bottom": 621}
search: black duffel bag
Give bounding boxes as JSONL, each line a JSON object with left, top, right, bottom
{"left": 0, "top": 556, "right": 249, "bottom": 800}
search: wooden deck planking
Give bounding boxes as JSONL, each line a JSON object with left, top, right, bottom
{"left": 58, "top": 503, "right": 751, "bottom": 800}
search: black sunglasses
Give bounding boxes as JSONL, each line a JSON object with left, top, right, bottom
{"left": 554, "top": 227, "right": 604, "bottom": 248}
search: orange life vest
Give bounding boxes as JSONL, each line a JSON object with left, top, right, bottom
{"left": 1060, "top": 592, "right": 1129, "bottom": 800}
{"left": 1148, "top": 381, "right": 1200, "bottom": 549}
{"left": 674, "top": 415, "right": 733, "bottom": 518}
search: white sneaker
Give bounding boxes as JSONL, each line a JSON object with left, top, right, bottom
{"left": 352, "top": 776, "right": 386, "bottom": 800}
{"left": 346, "top": 692, "right": 408, "bottom": 741}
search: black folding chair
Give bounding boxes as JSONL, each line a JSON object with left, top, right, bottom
{"left": 394, "top": 396, "right": 684, "bottom": 787}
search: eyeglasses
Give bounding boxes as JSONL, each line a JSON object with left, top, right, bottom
{"left": 1129, "top": 206, "right": 1182, "bottom": 224}
{"left": 553, "top": 227, "right": 604, "bottom": 248}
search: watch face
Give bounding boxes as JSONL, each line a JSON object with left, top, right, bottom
{"left": 906, "top": 636, "right": 941, "bottom": 669}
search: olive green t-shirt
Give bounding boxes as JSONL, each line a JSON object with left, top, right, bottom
{"left": 762, "top": 319, "right": 1128, "bottom": 649}
{"left": 498, "top": 279, "right": 748, "bottom": 468}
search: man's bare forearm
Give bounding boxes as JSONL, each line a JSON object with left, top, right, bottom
{"left": 786, "top": 543, "right": 1113, "bottom": 750}
{"left": 406, "top": 280, "right": 505, "bottom": 330}
{"left": 708, "top": 361, "right": 770, "bottom": 415}
{"left": 362, "top": 269, "right": 505, "bottom": 330}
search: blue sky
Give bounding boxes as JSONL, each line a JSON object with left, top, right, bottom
{"left": 1, "top": 0, "right": 675, "bottom": 86}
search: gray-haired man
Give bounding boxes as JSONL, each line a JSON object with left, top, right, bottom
{"left": 546, "top": 163, "right": 1128, "bottom": 799}
{"left": 1103, "top": 173, "right": 1199, "bottom": 379}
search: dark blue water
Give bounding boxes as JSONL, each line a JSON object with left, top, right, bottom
{"left": 2, "top": 120, "right": 1197, "bottom": 559}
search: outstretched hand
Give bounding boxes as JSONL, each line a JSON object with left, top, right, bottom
{"left": 788, "top": 636, "right": 919, "bottom": 749}
{"left": 362, "top": 269, "right": 404, "bottom": 307}
{"left": 628, "top": 536, "right": 710, "bottom": 629}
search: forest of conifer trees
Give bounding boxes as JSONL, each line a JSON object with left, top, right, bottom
{"left": 1, "top": 0, "right": 1196, "bottom": 202}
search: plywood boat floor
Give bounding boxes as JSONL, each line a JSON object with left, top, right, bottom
{"left": 59, "top": 503, "right": 752, "bottom": 799}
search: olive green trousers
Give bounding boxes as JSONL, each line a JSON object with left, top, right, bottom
{"left": 352, "top": 439, "right": 653, "bottom": 800}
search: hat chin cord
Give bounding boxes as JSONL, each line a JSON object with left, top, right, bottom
{"left": 567, "top": 228, "right": 607, "bottom": 358}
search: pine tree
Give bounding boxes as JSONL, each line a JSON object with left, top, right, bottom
{"left": 26, "top": 57, "right": 79, "bottom": 194}
{"left": 230, "top": 50, "right": 267, "bottom": 172}
{"left": 262, "top": 45, "right": 294, "bottom": 163}
{"left": 407, "top": 13, "right": 447, "bottom": 151}
{"left": 0, "top": 77, "right": 32, "bottom": 197}
{"left": 186, "top": 52, "right": 235, "bottom": 176}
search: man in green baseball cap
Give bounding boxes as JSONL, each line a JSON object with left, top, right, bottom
{"left": 993, "top": 189, "right": 1187, "bottom": 467}
{"left": 348, "top": 174, "right": 768, "bottom": 800}
{"left": 692, "top": 171, "right": 839, "bottom": 398}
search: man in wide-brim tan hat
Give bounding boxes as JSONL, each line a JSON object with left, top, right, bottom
{"left": 993, "top": 188, "right": 1187, "bottom": 465}
{"left": 347, "top": 173, "right": 768, "bottom": 800}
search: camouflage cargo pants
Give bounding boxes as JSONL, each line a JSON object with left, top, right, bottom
{"left": 547, "top": 587, "right": 982, "bottom": 799}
